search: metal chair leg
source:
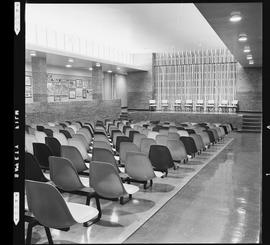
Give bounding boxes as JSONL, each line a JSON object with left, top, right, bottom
{"left": 44, "top": 227, "right": 54, "bottom": 244}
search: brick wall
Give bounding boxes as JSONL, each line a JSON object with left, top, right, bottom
{"left": 25, "top": 99, "right": 121, "bottom": 124}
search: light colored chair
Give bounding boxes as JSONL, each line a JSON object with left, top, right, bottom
{"left": 195, "top": 99, "right": 204, "bottom": 112}
{"left": 35, "top": 131, "right": 47, "bottom": 144}
{"left": 25, "top": 134, "right": 37, "bottom": 154}
{"left": 184, "top": 99, "right": 193, "bottom": 112}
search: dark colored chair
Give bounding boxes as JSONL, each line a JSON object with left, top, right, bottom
{"left": 176, "top": 126, "right": 185, "bottom": 130}
{"left": 179, "top": 136, "right": 198, "bottom": 158}
{"left": 33, "top": 143, "right": 53, "bottom": 170}
{"left": 186, "top": 129, "right": 196, "bottom": 134}
{"left": 148, "top": 145, "right": 175, "bottom": 176}
{"left": 220, "top": 125, "right": 228, "bottom": 135}
{"left": 123, "top": 126, "right": 131, "bottom": 135}
{"left": 25, "top": 152, "right": 49, "bottom": 182}
{"left": 111, "top": 129, "right": 122, "bottom": 140}
{"left": 45, "top": 137, "right": 61, "bottom": 157}
{"left": 65, "top": 120, "right": 72, "bottom": 125}
{"left": 82, "top": 125, "right": 94, "bottom": 137}
{"left": 59, "top": 123, "right": 67, "bottom": 128}
{"left": 59, "top": 129, "right": 72, "bottom": 139}
{"left": 115, "top": 136, "right": 132, "bottom": 153}
{"left": 204, "top": 130, "right": 215, "bottom": 144}
{"left": 25, "top": 180, "right": 99, "bottom": 244}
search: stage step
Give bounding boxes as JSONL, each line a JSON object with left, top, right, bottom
{"left": 239, "top": 113, "right": 262, "bottom": 133}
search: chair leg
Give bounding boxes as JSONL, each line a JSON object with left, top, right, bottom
{"left": 26, "top": 221, "right": 34, "bottom": 244}
{"left": 95, "top": 195, "right": 102, "bottom": 220}
{"left": 44, "top": 227, "right": 54, "bottom": 244}
{"left": 86, "top": 195, "right": 91, "bottom": 206}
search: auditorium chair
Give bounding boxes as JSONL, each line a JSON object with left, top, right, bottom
{"left": 49, "top": 156, "right": 101, "bottom": 222}
{"left": 168, "top": 132, "right": 180, "bottom": 141}
{"left": 189, "top": 134, "right": 204, "bottom": 154}
{"left": 25, "top": 152, "right": 50, "bottom": 182}
{"left": 161, "top": 99, "right": 169, "bottom": 111}
{"left": 61, "top": 145, "right": 89, "bottom": 176}
{"left": 177, "top": 130, "right": 189, "bottom": 137}
{"left": 128, "top": 130, "right": 140, "bottom": 141}
{"left": 174, "top": 99, "right": 182, "bottom": 111}
{"left": 45, "top": 137, "right": 61, "bottom": 157}
{"left": 198, "top": 132, "right": 211, "bottom": 149}
{"left": 68, "top": 138, "right": 91, "bottom": 162}
{"left": 147, "top": 131, "right": 159, "bottom": 140}
{"left": 156, "top": 134, "right": 168, "bottom": 146}
{"left": 77, "top": 128, "right": 92, "bottom": 144}
{"left": 43, "top": 128, "right": 54, "bottom": 137}
{"left": 89, "top": 161, "right": 139, "bottom": 205}
{"left": 93, "top": 140, "right": 113, "bottom": 153}
{"left": 65, "top": 126, "right": 76, "bottom": 137}
{"left": 206, "top": 100, "right": 215, "bottom": 112}
{"left": 159, "top": 128, "right": 169, "bottom": 135}
{"left": 59, "top": 129, "right": 72, "bottom": 139}
{"left": 166, "top": 139, "right": 188, "bottom": 163}
{"left": 195, "top": 100, "right": 204, "bottom": 112}
{"left": 149, "top": 100, "right": 157, "bottom": 111}
{"left": 149, "top": 145, "right": 175, "bottom": 176}
{"left": 36, "top": 125, "right": 45, "bottom": 132}
{"left": 33, "top": 142, "right": 54, "bottom": 171}
{"left": 25, "top": 180, "right": 99, "bottom": 244}
{"left": 53, "top": 132, "right": 69, "bottom": 146}
{"left": 68, "top": 124, "right": 79, "bottom": 133}
{"left": 184, "top": 99, "right": 193, "bottom": 112}
{"left": 115, "top": 136, "right": 132, "bottom": 153}
{"left": 35, "top": 131, "right": 47, "bottom": 144}
{"left": 125, "top": 152, "right": 164, "bottom": 189}
{"left": 179, "top": 136, "right": 197, "bottom": 158}
{"left": 72, "top": 134, "right": 90, "bottom": 152}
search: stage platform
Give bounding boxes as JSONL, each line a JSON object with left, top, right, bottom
{"left": 129, "top": 110, "right": 243, "bottom": 129}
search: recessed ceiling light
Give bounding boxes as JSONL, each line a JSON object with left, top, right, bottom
{"left": 30, "top": 51, "right": 36, "bottom": 56}
{"left": 230, "top": 11, "right": 242, "bottom": 22}
{"left": 96, "top": 63, "right": 100, "bottom": 67}
{"left": 89, "top": 67, "right": 93, "bottom": 71}
{"left": 68, "top": 58, "right": 74, "bottom": 63}
{"left": 246, "top": 54, "right": 253, "bottom": 60}
{"left": 249, "top": 60, "right": 254, "bottom": 65}
{"left": 243, "top": 46, "right": 251, "bottom": 53}
{"left": 65, "top": 64, "right": 72, "bottom": 68}
{"left": 107, "top": 70, "right": 112, "bottom": 73}
{"left": 238, "top": 34, "right": 248, "bottom": 42}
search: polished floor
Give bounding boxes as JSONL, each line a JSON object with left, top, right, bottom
{"left": 26, "top": 132, "right": 261, "bottom": 244}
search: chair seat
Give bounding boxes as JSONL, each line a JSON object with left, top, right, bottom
{"left": 154, "top": 171, "right": 165, "bottom": 178}
{"left": 123, "top": 183, "right": 139, "bottom": 195}
{"left": 66, "top": 202, "right": 99, "bottom": 223}
{"left": 118, "top": 166, "right": 125, "bottom": 173}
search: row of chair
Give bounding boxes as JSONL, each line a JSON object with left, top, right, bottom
{"left": 149, "top": 99, "right": 239, "bottom": 112}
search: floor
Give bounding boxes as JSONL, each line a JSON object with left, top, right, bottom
{"left": 26, "top": 132, "right": 262, "bottom": 244}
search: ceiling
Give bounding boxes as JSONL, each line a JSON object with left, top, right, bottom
{"left": 195, "top": 3, "right": 262, "bottom": 67}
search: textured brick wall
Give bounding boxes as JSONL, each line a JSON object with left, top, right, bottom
{"left": 25, "top": 99, "right": 121, "bottom": 124}
{"left": 129, "top": 111, "right": 242, "bottom": 129}
{"left": 127, "top": 70, "right": 153, "bottom": 109}
{"left": 236, "top": 65, "right": 262, "bottom": 112}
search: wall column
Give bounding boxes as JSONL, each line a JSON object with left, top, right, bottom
{"left": 115, "top": 74, "right": 128, "bottom": 112}
{"left": 92, "top": 67, "right": 103, "bottom": 100}
{"left": 31, "top": 56, "right": 47, "bottom": 102}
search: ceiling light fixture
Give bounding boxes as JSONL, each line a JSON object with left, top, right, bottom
{"left": 89, "top": 67, "right": 93, "bottom": 71}
{"left": 246, "top": 54, "right": 253, "bottom": 60}
{"left": 68, "top": 58, "right": 74, "bottom": 63}
{"left": 96, "top": 63, "right": 100, "bottom": 67}
{"left": 230, "top": 11, "right": 242, "bottom": 22}
{"left": 107, "top": 70, "right": 112, "bottom": 73}
{"left": 243, "top": 46, "right": 251, "bottom": 53}
{"left": 65, "top": 64, "right": 72, "bottom": 68}
{"left": 238, "top": 34, "right": 248, "bottom": 42}
{"left": 249, "top": 60, "right": 254, "bottom": 65}
{"left": 30, "top": 51, "right": 36, "bottom": 56}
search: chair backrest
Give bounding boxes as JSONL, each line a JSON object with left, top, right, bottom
{"left": 65, "top": 127, "right": 75, "bottom": 136}
{"left": 35, "top": 131, "right": 47, "bottom": 143}
{"left": 140, "top": 138, "right": 157, "bottom": 155}
{"left": 44, "top": 128, "right": 54, "bottom": 137}
{"left": 159, "top": 129, "right": 169, "bottom": 135}
{"left": 33, "top": 143, "right": 53, "bottom": 169}
{"left": 68, "top": 125, "right": 78, "bottom": 134}
{"left": 77, "top": 129, "right": 92, "bottom": 144}
{"left": 92, "top": 148, "right": 118, "bottom": 171}
{"left": 156, "top": 134, "right": 168, "bottom": 146}
{"left": 49, "top": 156, "right": 84, "bottom": 191}
{"left": 180, "top": 136, "right": 198, "bottom": 155}
{"left": 53, "top": 132, "right": 69, "bottom": 146}
{"left": 73, "top": 134, "right": 89, "bottom": 150}
{"left": 119, "top": 142, "right": 140, "bottom": 164}
{"left": 113, "top": 132, "right": 123, "bottom": 146}
{"left": 168, "top": 132, "right": 180, "bottom": 141}
{"left": 25, "top": 180, "right": 77, "bottom": 228}
{"left": 45, "top": 137, "right": 61, "bottom": 157}
{"left": 149, "top": 145, "right": 174, "bottom": 171}
{"left": 25, "top": 152, "right": 49, "bottom": 182}
{"left": 177, "top": 130, "right": 189, "bottom": 137}
{"left": 147, "top": 131, "right": 159, "bottom": 140}
{"left": 166, "top": 139, "right": 187, "bottom": 161}
{"left": 89, "top": 161, "right": 126, "bottom": 198}
{"left": 129, "top": 130, "right": 140, "bottom": 141}
{"left": 61, "top": 145, "right": 88, "bottom": 173}
{"left": 126, "top": 152, "right": 155, "bottom": 181}
{"left": 25, "top": 134, "right": 37, "bottom": 154}
{"left": 68, "top": 138, "right": 89, "bottom": 161}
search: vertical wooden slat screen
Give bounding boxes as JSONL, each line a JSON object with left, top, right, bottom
{"left": 153, "top": 48, "right": 237, "bottom": 111}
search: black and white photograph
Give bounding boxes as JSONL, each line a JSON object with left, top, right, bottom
{"left": 12, "top": 1, "right": 268, "bottom": 244}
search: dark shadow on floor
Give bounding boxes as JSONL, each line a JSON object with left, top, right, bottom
{"left": 95, "top": 220, "right": 124, "bottom": 228}
{"left": 186, "top": 161, "right": 204, "bottom": 165}
{"left": 149, "top": 183, "right": 175, "bottom": 192}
